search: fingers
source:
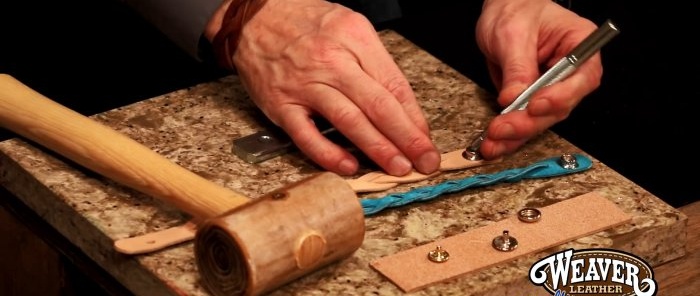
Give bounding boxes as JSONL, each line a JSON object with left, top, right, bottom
{"left": 480, "top": 68, "right": 592, "bottom": 160}
{"left": 527, "top": 69, "right": 597, "bottom": 117}
{"left": 348, "top": 32, "right": 432, "bottom": 136}
{"left": 476, "top": 11, "right": 541, "bottom": 106}
{"left": 333, "top": 61, "right": 440, "bottom": 175}
{"left": 493, "top": 36, "right": 541, "bottom": 108}
{"left": 278, "top": 107, "right": 360, "bottom": 175}
{"left": 479, "top": 110, "right": 560, "bottom": 160}
{"left": 486, "top": 61, "right": 503, "bottom": 90}
{"left": 474, "top": 0, "right": 605, "bottom": 160}
{"left": 337, "top": 22, "right": 440, "bottom": 174}
{"left": 480, "top": 55, "right": 601, "bottom": 160}
{"left": 230, "top": 5, "right": 440, "bottom": 176}
{"left": 276, "top": 74, "right": 438, "bottom": 177}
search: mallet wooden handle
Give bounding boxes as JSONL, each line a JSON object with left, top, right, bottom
{"left": 0, "top": 74, "right": 248, "bottom": 219}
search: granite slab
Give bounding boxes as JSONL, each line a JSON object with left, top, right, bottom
{"left": 0, "top": 30, "right": 687, "bottom": 295}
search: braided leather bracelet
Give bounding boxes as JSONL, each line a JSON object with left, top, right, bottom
{"left": 113, "top": 153, "right": 592, "bottom": 255}
{"left": 212, "top": 0, "right": 268, "bottom": 70}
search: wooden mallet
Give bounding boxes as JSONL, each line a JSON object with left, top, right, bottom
{"left": 0, "top": 74, "right": 365, "bottom": 296}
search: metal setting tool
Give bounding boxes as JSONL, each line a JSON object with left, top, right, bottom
{"left": 232, "top": 128, "right": 294, "bottom": 164}
{"left": 232, "top": 117, "right": 336, "bottom": 163}
{"left": 463, "top": 19, "right": 620, "bottom": 161}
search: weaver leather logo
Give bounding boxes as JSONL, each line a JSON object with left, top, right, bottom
{"left": 529, "top": 248, "right": 657, "bottom": 296}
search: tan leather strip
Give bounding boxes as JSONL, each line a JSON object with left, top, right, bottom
{"left": 439, "top": 149, "right": 499, "bottom": 171}
{"left": 347, "top": 149, "right": 499, "bottom": 192}
{"left": 114, "top": 221, "right": 197, "bottom": 254}
{"left": 114, "top": 148, "right": 498, "bottom": 255}
{"left": 345, "top": 172, "right": 399, "bottom": 193}
{"left": 369, "top": 191, "right": 631, "bottom": 293}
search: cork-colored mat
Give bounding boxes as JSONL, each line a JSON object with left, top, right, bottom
{"left": 369, "top": 191, "right": 631, "bottom": 293}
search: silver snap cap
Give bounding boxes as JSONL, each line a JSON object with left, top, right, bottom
{"left": 518, "top": 208, "right": 542, "bottom": 223}
{"left": 558, "top": 153, "right": 579, "bottom": 169}
{"left": 462, "top": 149, "right": 483, "bottom": 161}
{"left": 492, "top": 230, "right": 518, "bottom": 252}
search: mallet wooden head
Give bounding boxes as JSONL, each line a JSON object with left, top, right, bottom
{"left": 195, "top": 172, "right": 364, "bottom": 296}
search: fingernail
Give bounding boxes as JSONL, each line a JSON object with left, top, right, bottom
{"left": 494, "top": 123, "right": 515, "bottom": 139}
{"left": 415, "top": 151, "right": 441, "bottom": 174}
{"left": 388, "top": 155, "right": 412, "bottom": 176}
{"left": 337, "top": 159, "right": 357, "bottom": 175}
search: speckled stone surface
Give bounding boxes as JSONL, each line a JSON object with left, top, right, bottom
{"left": 0, "top": 30, "right": 687, "bottom": 296}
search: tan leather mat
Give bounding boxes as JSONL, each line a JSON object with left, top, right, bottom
{"left": 369, "top": 191, "right": 631, "bottom": 292}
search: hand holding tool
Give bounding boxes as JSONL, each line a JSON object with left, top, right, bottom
{"left": 463, "top": 19, "right": 620, "bottom": 160}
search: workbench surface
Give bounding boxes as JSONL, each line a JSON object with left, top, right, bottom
{"left": 0, "top": 30, "right": 687, "bottom": 295}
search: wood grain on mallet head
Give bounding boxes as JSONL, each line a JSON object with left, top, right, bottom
{"left": 195, "top": 172, "right": 365, "bottom": 296}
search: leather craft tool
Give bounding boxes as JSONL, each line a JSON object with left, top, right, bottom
{"left": 464, "top": 19, "right": 620, "bottom": 160}
{"left": 0, "top": 74, "right": 362, "bottom": 296}
{"left": 232, "top": 117, "right": 336, "bottom": 163}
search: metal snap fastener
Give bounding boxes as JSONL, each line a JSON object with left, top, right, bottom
{"left": 427, "top": 245, "right": 450, "bottom": 263}
{"left": 558, "top": 153, "right": 579, "bottom": 169}
{"left": 518, "top": 208, "right": 542, "bottom": 223}
{"left": 462, "top": 149, "right": 482, "bottom": 161}
{"left": 492, "top": 230, "right": 518, "bottom": 252}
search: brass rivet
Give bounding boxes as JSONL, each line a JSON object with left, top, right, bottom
{"left": 518, "top": 208, "right": 542, "bottom": 223}
{"left": 427, "top": 245, "right": 450, "bottom": 263}
{"left": 558, "top": 153, "right": 579, "bottom": 169}
{"left": 492, "top": 230, "right": 518, "bottom": 252}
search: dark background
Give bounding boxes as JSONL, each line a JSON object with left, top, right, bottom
{"left": 1, "top": 0, "right": 696, "bottom": 210}
{"left": 0, "top": 1, "right": 696, "bottom": 294}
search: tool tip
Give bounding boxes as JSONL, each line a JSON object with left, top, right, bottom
{"left": 462, "top": 149, "right": 483, "bottom": 161}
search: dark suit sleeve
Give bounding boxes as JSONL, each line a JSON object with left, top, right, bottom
{"left": 358, "top": 0, "right": 401, "bottom": 23}
{"left": 121, "top": 0, "right": 221, "bottom": 60}
{"left": 121, "top": 0, "right": 402, "bottom": 62}
{"left": 331, "top": 0, "right": 402, "bottom": 23}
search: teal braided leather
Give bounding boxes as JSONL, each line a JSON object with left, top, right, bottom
{"left": 361, "top": 154, "right": 593, "bottom": 216}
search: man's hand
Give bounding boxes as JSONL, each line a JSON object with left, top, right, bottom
{"left": 476, "top": 0, "right": 602, "bottom": 159}
{"left": 207, "top": 0, "right": 440, "bottom": 176}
